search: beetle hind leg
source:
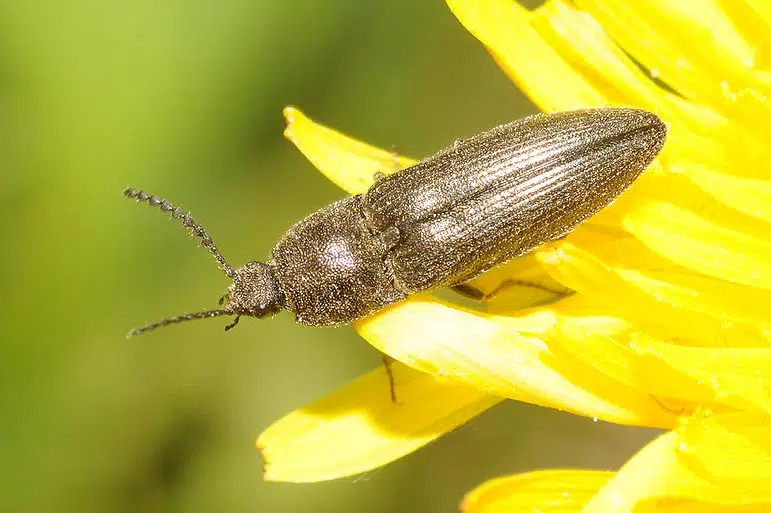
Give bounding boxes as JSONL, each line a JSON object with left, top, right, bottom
{"left": 452, "top": 280, "right": 571, "bottom": 302}
{"left": 381, "top": 354, "right": 399, "bottom": 404}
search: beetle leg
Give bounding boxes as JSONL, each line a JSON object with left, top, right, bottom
{"left": 450, "top": 283, "right": 486, "bottom": 300}
{"left": 381, "top": 353, "right": 399, "bottom": 404}
{"left": 452, "top": 280, "right": 571, "bottom": 302}
{"left": 224, "top": 315, "right": 240, "bottom": 331}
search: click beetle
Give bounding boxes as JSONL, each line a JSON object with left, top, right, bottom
{"left": 125, "top": 108, "right": 666, "bottom": 335}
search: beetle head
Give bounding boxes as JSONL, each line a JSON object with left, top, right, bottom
{"left": 123, "top": 188, "right": 283, "bottom": 336}
{"left": 223, "top": 261, "right": 284, "bottom": 320}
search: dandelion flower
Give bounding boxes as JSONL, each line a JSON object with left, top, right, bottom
{"left": 258, "top": 1, "right": 771, "bottom": 509}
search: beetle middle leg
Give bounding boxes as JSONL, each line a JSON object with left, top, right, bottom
{"left": 452, "top": 280, "right": 570, "bottom": 302}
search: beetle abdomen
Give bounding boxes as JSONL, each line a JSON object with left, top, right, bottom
{"left": 271, "top": 196, "right": 406, "bottom": 326}
{"left": 362, "top": 108, "right": 666, "bottom": 292}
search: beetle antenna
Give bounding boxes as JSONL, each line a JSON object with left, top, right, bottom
{"left": 123, "top": 188, "right": 236, "bottom": 279}
{"left": 128, "top": 309, "right": 233, "bottom": 337}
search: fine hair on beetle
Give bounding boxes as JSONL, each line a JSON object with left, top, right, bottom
{"left": 125, "top": 107, "right": 667, "bottom": 337}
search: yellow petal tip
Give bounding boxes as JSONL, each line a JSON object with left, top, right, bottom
{"left": 282, "top": 105, "right": 303, "bottom": 143}
{"left": 282, "top": 105, "right": 299, "bottom": 121}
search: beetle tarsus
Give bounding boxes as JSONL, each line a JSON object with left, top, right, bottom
{"left": 224, "top": 315, "right": 240, "bottom": 331}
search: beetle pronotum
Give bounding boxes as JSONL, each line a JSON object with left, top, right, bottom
{"left": 126, "top": 108, "right": 666, "bottom": 335}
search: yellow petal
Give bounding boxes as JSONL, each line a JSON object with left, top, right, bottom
{"left": 550, "top": 312, "right": 771, "bottom": 414}
{"left": 743, "top": 0, "right": 771, "bottom": 28}
{"left": 355, "top": 296, "right": 677, "bottom": 428}
{"left": 630, "top": 334, "right": 771, "bottom": 414}
{"left": 461, "top": 469, "right": 612, "bottom": 513}
{"left": 584, "top": 414, "right": 771, "bottom": 512}
{"left": 282, "top": 106, "right": 416, "bottom": 195}
{"left": 549, "top": 319, "right": 700, "bottom": 414}
{"left": 446, "top": 0, "right": 605, "bottom": 110}
{"left": 617, "top": 270, "right": 771, "bottom": 346}
{"left": 622, "top": 197, "right": 771, "bottom": 291}
{"left": 676, "top": 160, "right": 771, "bottom": 224}
{"left": 575, "top": 0, "right": 771, "bottom": 124}
{"left": 256, "top": 361, "right": 501, "bottom": 482}
{"left": 530, "top": 1, "right": 670, "bottom": 109}
{"left": 677, "top": 412, "right": 771, "bottom": 496}
{"left": 538, "top": 232, "right": 771, "bottom": 345}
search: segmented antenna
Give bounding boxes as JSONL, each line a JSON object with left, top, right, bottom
{"left": 123, "top": 188, "right": 235, "bottom": 278}
{"left": 128, "top": 309, "right": 233, "bottom": 337}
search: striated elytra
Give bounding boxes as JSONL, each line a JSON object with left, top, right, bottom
{"left": 125, "top": 108, "right": 666, "bottom": 335}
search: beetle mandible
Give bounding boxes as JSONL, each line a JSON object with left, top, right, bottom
{"left": 125, "top": 108, "right": 666, "bottom": 335}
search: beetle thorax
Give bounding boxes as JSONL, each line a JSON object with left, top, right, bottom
{"left": 224, "top": 261, "right": 284, "bottom": 318}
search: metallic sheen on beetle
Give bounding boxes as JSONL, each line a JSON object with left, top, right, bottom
{"left": 125, "top": 107, "right": 667, "bottom": 334}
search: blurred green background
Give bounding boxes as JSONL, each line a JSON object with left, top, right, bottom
{"left": 0, "top": 1, "right": 656, "bottom": 512}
